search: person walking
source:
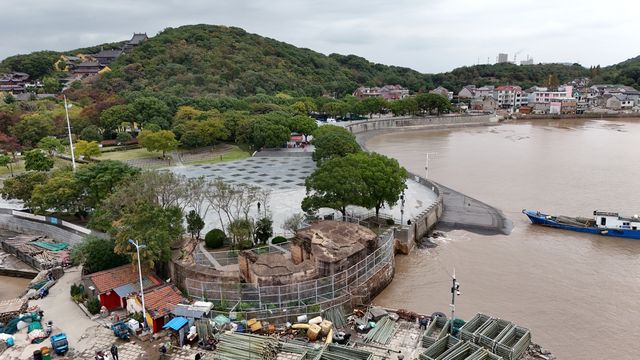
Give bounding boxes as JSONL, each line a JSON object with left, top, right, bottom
{"left": 110, "top": 344, "right": 119, "bottom": 360}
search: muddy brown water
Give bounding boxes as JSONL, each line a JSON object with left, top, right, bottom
{"left": 368, "top": 119, "right": 640, "bottom": 360}
{"left": 0, "top": 275, "right": 30, "bottom": 301}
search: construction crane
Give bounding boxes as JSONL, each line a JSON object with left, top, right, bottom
{"left": 513, "top": 49, "right": 525, "bottom": 64}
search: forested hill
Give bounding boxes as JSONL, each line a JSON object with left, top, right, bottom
{"left": 3, "top": 24, "right": 640, "bottom": 96}
{"left": 100, "top": 25, "right": 432, "bottom": 97}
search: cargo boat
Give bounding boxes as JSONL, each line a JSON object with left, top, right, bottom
{"left": 522, "top": 209, "right": 640, "bottom": 239}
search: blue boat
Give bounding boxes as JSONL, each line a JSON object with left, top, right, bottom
{"left": 522, "top": 209, "right": 640, "bottom": 239}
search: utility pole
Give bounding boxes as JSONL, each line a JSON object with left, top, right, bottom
{"left": 450, "top": 268, "right": 460, "bottom": 334}
{"left": 129, "top": 239, "right": 148, "bottom": 329}
{"left": 63, "top": 95, "right": 76, "bottom": 172}
{"left": 425, "top": 152, "right": 437, "bottom": 179}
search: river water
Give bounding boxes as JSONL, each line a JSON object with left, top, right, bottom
{"left": 0, "top": 275, "right": 29, "bottom": 301}
{"left": 368, "top": 119, "right": 640, "bottom": 360}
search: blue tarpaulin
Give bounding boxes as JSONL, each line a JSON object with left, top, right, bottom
{"left": 163, "top": 317, "right": 188, "bottom": 331}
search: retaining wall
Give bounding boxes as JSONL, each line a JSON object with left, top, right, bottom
{"left": 0, "top": 209, "right": 104, "bottom": 247}
{"left": 346, "top": 114, "right": 496, "bottom": 135}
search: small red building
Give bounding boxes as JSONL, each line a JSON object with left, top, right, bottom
{"left": 85, "top": 264, "right": 162, "bottom": 311}
{"left": 136, "top": 284, "right": 185, "bottom": 333}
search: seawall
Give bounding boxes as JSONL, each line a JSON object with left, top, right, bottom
{"left": 347, "top": 114, "right": 512, "bottom": 240}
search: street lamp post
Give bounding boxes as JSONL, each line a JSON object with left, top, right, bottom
{"left": 129, "top": 239, "right": 147, "bottom": 329}
{"left": 400, "top": 192, "right": 405, "bottom": 226}
{"left": 63, "top": 95, "right": 76, "bottom": 172}
{"left": 450, "top": 268, "right": 461, "bottom": 334}
{"left": 425, "top": 152, "right": 438, "bottom": 179}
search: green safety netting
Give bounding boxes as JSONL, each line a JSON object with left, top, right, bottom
{"left": 31, "top": 242, "right": 68, "bottom": 251}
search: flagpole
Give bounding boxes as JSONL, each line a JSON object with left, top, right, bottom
{"left": 63, "top": 95, "right": 76, "bottom": 172}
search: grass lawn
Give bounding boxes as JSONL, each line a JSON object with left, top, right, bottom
{"left": 182, "top": 145, "right": 251, "bottom": 165}
{"left": 99, "top": 147, "right": 158, "bottom": 161}
{"left": 0, "top": 157, "right": 75, "bottom": 178}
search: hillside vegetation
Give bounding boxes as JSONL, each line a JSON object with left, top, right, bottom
{"left": 5, "top": 24, "right": 640, "bottom": 97}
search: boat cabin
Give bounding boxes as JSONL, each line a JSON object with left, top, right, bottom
{"left": 593, "top": 211, "right": 640, "bottom": 230}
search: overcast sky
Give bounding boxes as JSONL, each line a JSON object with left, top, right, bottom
{"left": 1, "top": 0, "right": 639, "bottom": 73}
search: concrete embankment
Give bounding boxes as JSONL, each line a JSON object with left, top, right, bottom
{"left": 349, "top": 114, "right": 512, "bottom": 236}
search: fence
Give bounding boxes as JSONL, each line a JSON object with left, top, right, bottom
{"left": 185, "top": 229, "right": 394, "bottom": 313}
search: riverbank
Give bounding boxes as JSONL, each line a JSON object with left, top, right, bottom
{"left": 347, "top": 115, "right": 512, "bottom": 237}
{"left": 367, "top": 119, "right": 640, "bottom": 359}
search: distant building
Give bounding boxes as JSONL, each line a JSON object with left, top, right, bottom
{"left": 0, "top": 72, "right": 30, "bottom": 93}
{"left": 494, "top": 85, "right": 523, "bottom": 109}
{"left": 497, "top": 53, "right": 509, "bottom": 63}
{"left": 429, "top": 86, "right": 453, "bottom": 100}
{"left": 528, "top": 86, "right": 574, "bottom": 104}
{"left": 123, "top": 33, "right": 148, "bottom": 52}
{"left": 474, "top": 85, "right": 495, "bottom": 98}
{"left": 470, "top": 96, "right": 497, "bottom": 112}
{"left": 72, "top": 61, "right": 110, "bottom": 77}
{"left": 93, "top": 48, "right": 123, "bottom": 65}
{"left": 352, "top": 85, "right": 409, "bottom": 100}
{"left": 458, "top": 85, "right": 475, "bottom": 99}
{"left": 520, "top": 58, "right": 534, "bottom": 65}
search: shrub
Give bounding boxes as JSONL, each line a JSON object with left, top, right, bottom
{"left": 271, "top": 236, "right": 287, "bottom": 244}
{"left": 205, "top": 228, "right": 226, "bottom": 249}
{"left": 116, "top": 132, "right": 132, "bottom": 144}
{"left": 70, "top": 283, "right": 86, "bottom": 302}
{"left": 86, "top": 297, "right": 101, "bottom": 315}
{"left": 239, "top": 240, "right": 254, "bottom": 250}
{"left": 385, "top": 218, "right": 395, "bottom": 226}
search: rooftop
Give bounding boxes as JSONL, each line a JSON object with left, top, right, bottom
{"left": 87, "top": 264, "right": 162, "bottom": 294}
{"left": 142, "top": 284, "right": 184, "bottom": 319}
{"left": 296, "top": 220, "right": 377, "bottom": 263}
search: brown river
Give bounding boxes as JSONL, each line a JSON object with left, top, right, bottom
{"left": 368, "top": 119, "right": 640, "bottom": 360}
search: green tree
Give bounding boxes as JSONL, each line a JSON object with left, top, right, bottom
{"left": 288, "top": 115, "right": 318, "bottom": 141}
{"left": 132, "top": 97, "right": 172, "bottom": 129}
{"left": 361, "top": 97, "right": 388, "bottom": 118}
{"left": 137, "top": 129, "right": 178, "bottom": 158}
{"left": 116, "top": 132, "right": 132, "bottom": 144}
{"left": 112, "top": 203, "right": 184, "bottom": 269}
{"left": 0, "top": 154, "right": 14, "bottom": 176}
{"left": 75, "top": 140, "right": 101, "bottom": 160}
{"left": 302, "top": 154, "right": 368, "bottom": 219}
{"left": 71, "top": 236, "right": 129, "bottom": 274}
{"left": 186, "top": 210, "right": 205, "bottom": 239}
{"left": 352, "top": 152, "right": 408, "bottom": 218}
{"left": 311, "top": 125, "right": 360, "bottom": 162}
{"left": 11, "top": 114, "right": 55, "bottom": 147}
{"left": 75, "top": 160, "right": 139, "bottom": 209}
{"left": 29, "top": 170, "right": 83, "bottom": 215}
{"left": 179, "top": 119, "right": 229, "bottom": 148}
{"left": 303, "top": 152, "right": 408, "bottom": 219}
{"left": 37, "top": 136, "right": 63, "bottom": 156}
{"left": 42, "top": 76, "right": 62, "bottom": 93}
{"left": 100, "top": 104, "right": 135, "bottom": 133}
{"left": 79, "top": 125, "right": 103, "bottom": 142}
{"left": 1, "top": 171, "right": 49, "bottom": 202}
{"left": 251, "top": 121, "right": 290, "bottom": 149}
{"left": 24, "top": 149, "right": 54, "bottom": 171}
{"left": 228, "top": 218, "right": 253, "bottom": 247}
{"left": 3, "top": 93, "right": 15, "bottom": 104}
{"left": 254, "top": 217, "right": 273, "bottom": 245}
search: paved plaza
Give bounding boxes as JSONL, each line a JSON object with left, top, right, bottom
{"left": 168, "top": 154, "right": 438, "bottom": 234}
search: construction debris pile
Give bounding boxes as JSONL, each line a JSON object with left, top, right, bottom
{"left": 1, "top": 235, "right": 70, "bottom": 270}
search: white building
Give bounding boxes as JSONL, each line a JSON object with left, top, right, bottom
{"left": 528, "top": 86, "right": 574, "bottom": 104}
{"left": 494, "top": 85, "right": 524, "bottom": 109}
